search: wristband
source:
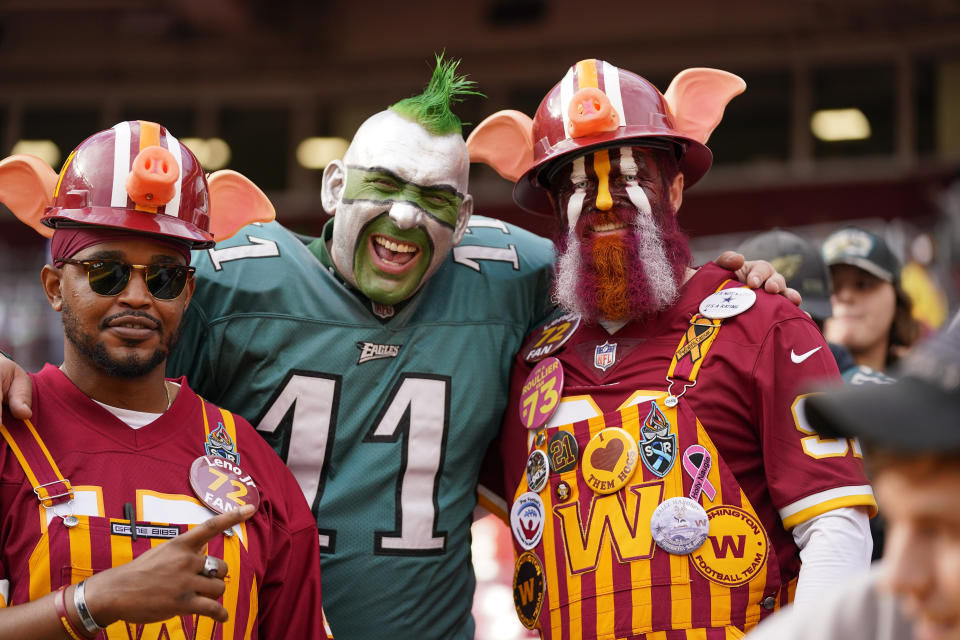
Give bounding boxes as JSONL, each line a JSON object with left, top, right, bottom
{"left": 54, "top": 586, "right": 87, "bottom": 640}
{"left": 73, "top": 580, "right": 104, "bottom": 634}
{"left": 0, "top": 348, "right": 10, "bottom": 361}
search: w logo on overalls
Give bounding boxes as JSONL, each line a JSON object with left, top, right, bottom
{"left": 639, "top": 402, "right": 676, "bottom": 477}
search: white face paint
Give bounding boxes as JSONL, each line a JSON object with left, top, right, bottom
{"left": 565, "top": 156, "right": 588, "bottom": 229}
{"left": 323, "top": 110, "right": 473, "bottom": 304}
{"left": 618, "top": 147, "right": 650, "bottom": 215}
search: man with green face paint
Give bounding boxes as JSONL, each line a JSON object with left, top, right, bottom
{"left": 0, "top": 57, "right": 795, "bottom": 639}
{"left": 322, "top": 90, "right": 475, "bottom": 306}
{"left": 171, "top": 58, "right": 558, "bottom": 640}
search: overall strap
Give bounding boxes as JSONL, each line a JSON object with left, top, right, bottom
{"left": 0, "top": 418, "right": 73, "bottom": 508}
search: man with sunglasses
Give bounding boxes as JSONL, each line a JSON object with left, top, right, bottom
{"left": 0, "top": 121, "right": 328, "bottom": 639}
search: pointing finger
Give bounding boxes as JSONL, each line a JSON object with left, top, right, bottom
{"left": 176, "top": 504, "right": 255, "bottom": 550}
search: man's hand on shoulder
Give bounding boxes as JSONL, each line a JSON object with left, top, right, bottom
{"left": 0, "top": 353, "right": 32, "bottom": 420}
{"left": 714, "top": 251, "right": 802, "bottom": 307}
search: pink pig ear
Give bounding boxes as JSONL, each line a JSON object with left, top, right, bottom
{"left": 207, "top": 170, "right": 275, "bottom": 242}
{"left": 663, "top": 68, "right": 746, "bottom": 145}
{"left": 0, "top": 154, "right": 58, "bottom": 238}
{"left": 466, "top": 110, "right": 535, "bottom": 182}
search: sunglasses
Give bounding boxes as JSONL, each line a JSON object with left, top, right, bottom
{"left": 58, "top": 258, "right": 195, "bottom": 301}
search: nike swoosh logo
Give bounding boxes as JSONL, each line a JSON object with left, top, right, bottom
{"left": 791, "top": 346, "right": 822, "bottom": 364}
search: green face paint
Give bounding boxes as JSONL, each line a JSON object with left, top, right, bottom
{"left": 343, "top": 167, "right": 463, "bottom": 229}
{"left": 328, "top": 112, "right": 471, "bottom": 306}
{"left": 353, "top": 214, "right": 433, "bottom": 305}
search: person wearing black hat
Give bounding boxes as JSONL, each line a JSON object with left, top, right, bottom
{"left": 738, "top": 229, "right": 833, "bottom": 326}
{"left": 822, "top": 226, "right": 921, "bottom": 373}
{"left": 747, "top": 313, "right": 960, "bottom": 640}
{"left": 738, "top": 229, "right": 894, "bottom": 386}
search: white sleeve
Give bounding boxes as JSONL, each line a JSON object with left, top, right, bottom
{"left": 791, "top": 506, "right": 873, "bottom": 607}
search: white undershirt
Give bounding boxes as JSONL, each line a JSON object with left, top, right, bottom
{"left": 91, "top": 381, "right": 180, "bottom": 429}
{"left": 792, "top": 506, "right": 874, "bottom": 606}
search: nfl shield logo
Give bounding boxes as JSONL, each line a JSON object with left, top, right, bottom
{"left": 594, "top": 341, "right": 618, "bottom": 371}
{"left": 371, "top": 301, "right": 395, "bottom": 319}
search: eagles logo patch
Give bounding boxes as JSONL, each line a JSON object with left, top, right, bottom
{"left": 639, "top": 402, "right": 676, "bottom": 477}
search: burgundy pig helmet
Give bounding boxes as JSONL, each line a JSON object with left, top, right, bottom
{"left": 43, "top": 120, "right": 214, "bottom": 248}
{"left": 467, "top": 60, "right": 746, "bottom": 217}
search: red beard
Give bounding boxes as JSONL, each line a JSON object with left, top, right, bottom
{"left": 554, "top": 203, "right": 691, "bottom": 323}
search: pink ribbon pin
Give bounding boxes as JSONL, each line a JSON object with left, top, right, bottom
{"left": 682, "top": 445, "right": 717, "bottom": 501}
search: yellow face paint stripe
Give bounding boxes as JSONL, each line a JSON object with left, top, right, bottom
{"left": 593, "top": 150, "right": 613, "bottom": 211}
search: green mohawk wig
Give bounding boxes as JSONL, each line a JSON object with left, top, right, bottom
{"left": 389, "top": 54, "right": 482, "bottom": 137}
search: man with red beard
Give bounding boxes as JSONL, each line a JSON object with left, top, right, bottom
{"left": 470, "top": 60, "right": 877, "bottom": 639}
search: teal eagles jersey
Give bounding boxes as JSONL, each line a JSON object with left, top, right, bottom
{"left": 168, "top": 217, "right": 555, "bottom": 640}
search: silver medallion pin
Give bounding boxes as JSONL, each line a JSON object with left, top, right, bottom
{"left": 650, "top": 496, "right": 710, "bottom": 555}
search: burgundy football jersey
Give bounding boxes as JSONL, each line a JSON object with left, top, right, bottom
{"left": 0, "top": 364, "right": 328, "bottom": 640}
{"left": 498, "top": 264, "right": 876, "bottom": 638}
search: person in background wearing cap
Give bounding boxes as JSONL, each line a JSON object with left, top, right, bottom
{"left": 822, "top": 225, "right": 921, "bottom": 374}
{"left": 470, "top": 59, "right": 877, "bottom": 638}
{"left": 747, "top": 312, "right": 960, "bottom": 640}
{"left": 739, "top": 228, "right": 894, "bottom": 385}
{"left": 0, "top": 122, "right": 328, "bottom": 639}
{"left": 0, "top": 61, "right": 794, "bottom": 640}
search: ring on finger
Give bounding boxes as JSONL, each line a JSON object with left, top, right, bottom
{"left": 203, "top": 555, "right": 220, "bottom": 578}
